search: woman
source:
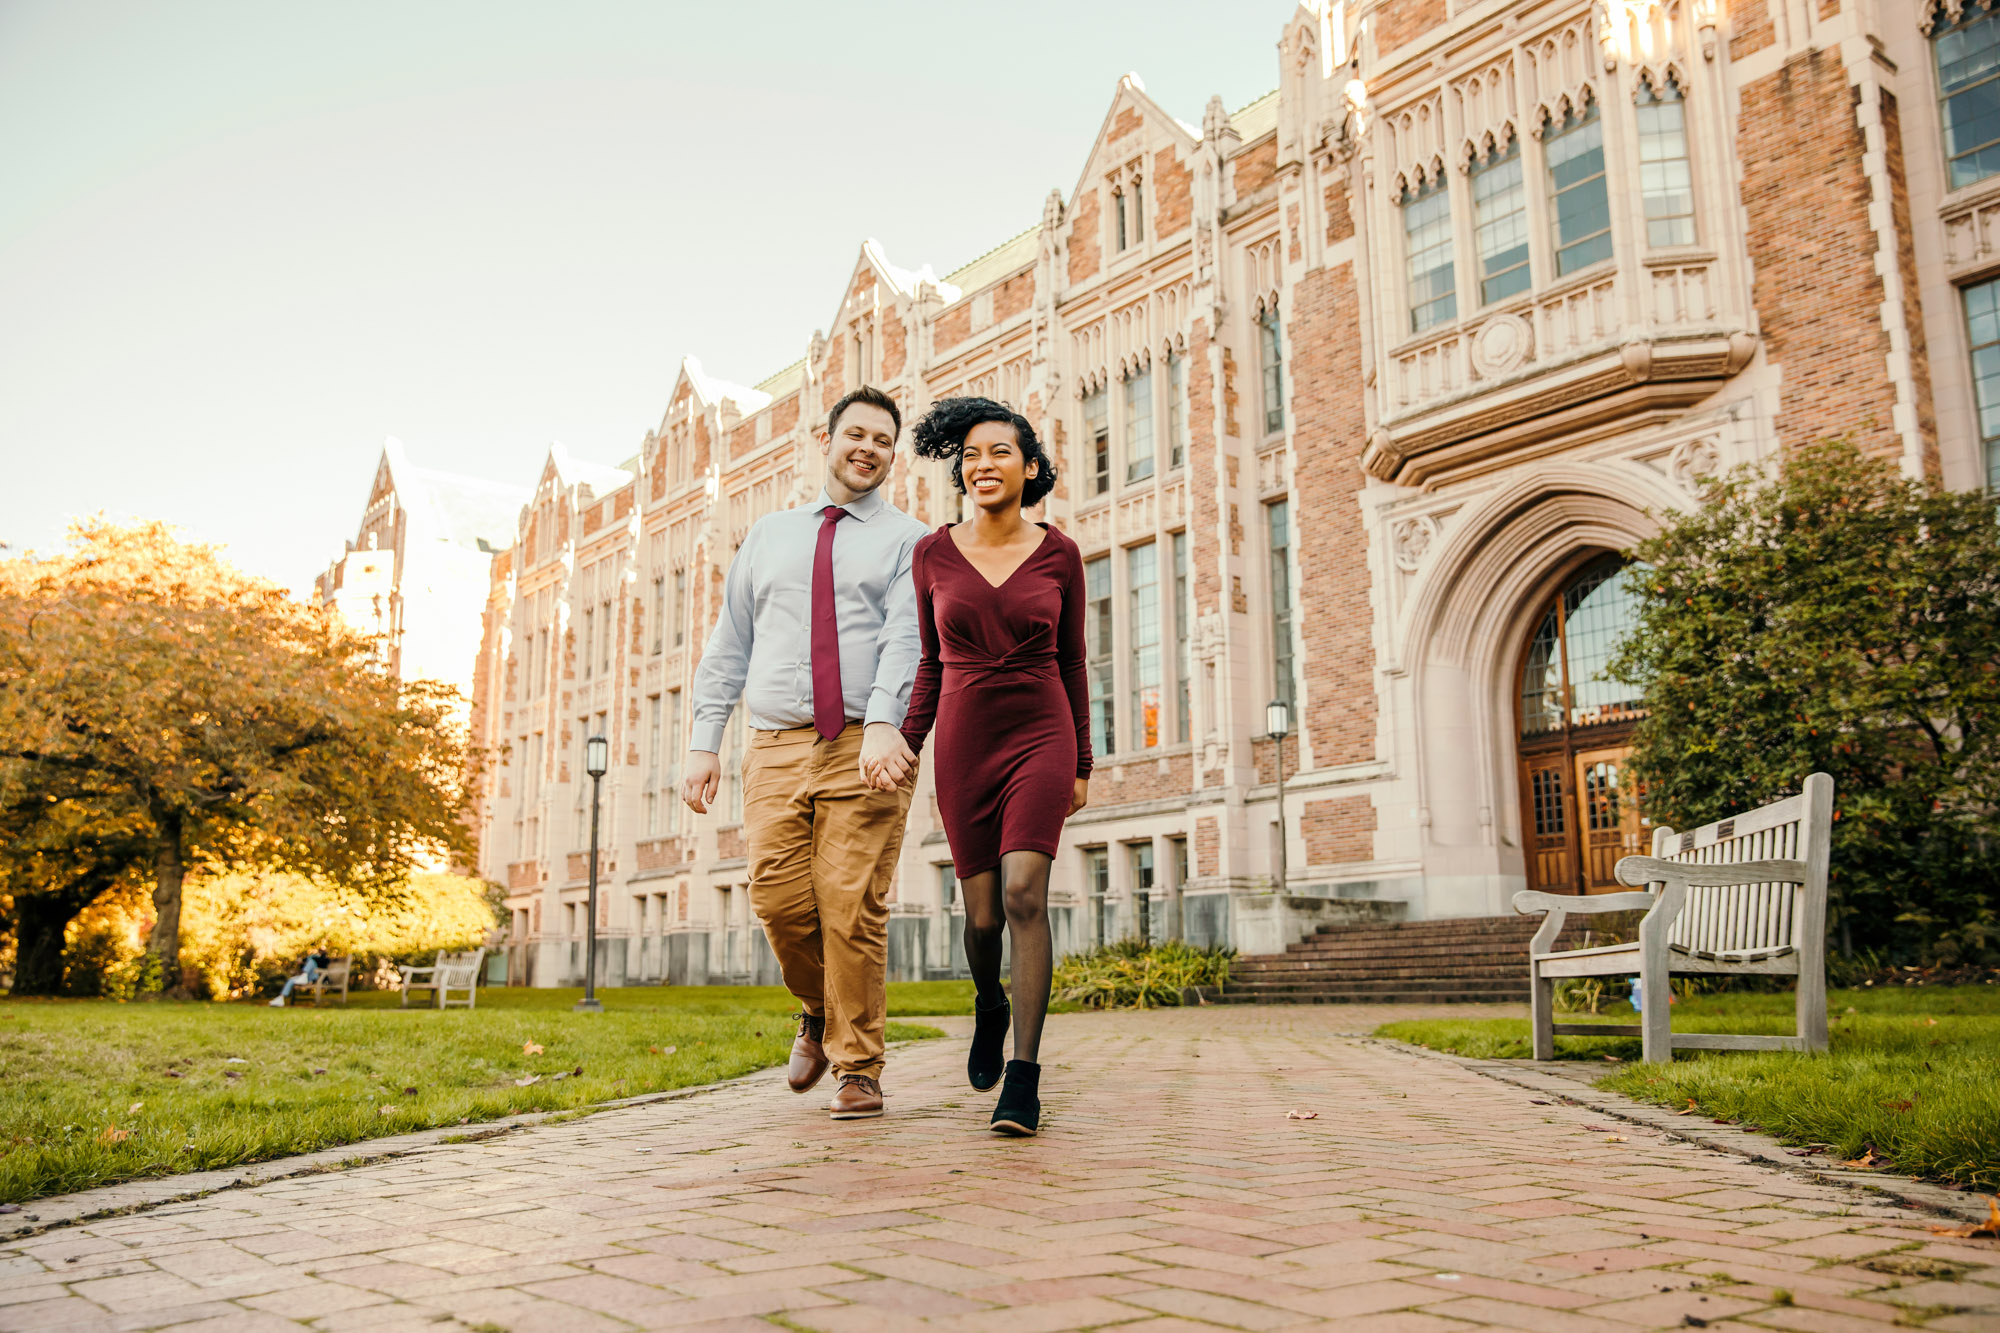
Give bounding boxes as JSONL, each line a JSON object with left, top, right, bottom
{"left": 893, "top": 396, "right": 1090, "bottom": 1137}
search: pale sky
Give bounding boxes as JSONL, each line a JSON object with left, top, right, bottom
{"left": 0, "top": 1, "right": 1289, "bottom": 593}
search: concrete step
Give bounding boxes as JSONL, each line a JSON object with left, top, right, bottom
{"left": 1206, "top": 987, "right": 1529, "bottom": 1005}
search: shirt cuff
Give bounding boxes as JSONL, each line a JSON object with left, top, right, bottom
{"left": 687, "top": 720, "right": 727, "bottom": 754}
{"left": 864, "top": 687, "right": 908, "bottom": 731}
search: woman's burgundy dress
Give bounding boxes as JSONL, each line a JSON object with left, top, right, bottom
{"left": 901, "top": 523, "right": 1093, "bottom": 878}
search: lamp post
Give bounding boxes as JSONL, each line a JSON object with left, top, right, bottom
{"left": 575, "top": 734, "right": 609, "bottom": 1013}
{"left": 1266, "top": 700, "right": 1291, "bottom": 893}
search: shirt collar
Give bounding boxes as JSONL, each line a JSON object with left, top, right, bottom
{"left": 813, "top": 486, "right": 885, "bottom": 522}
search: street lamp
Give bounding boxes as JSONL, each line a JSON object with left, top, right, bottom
{"left": 1266, "top": 700, "right": 1291, "bottom": 893}
{"left": 575, "top": 734, "right": 609, "bottom": 1014}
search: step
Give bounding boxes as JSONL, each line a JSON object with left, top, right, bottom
{"left": 1212, "top": 988, "right": 1528, "bottom": 1005}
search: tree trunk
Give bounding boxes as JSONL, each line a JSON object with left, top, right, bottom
{"left": 11, "top": 887, "right": 93, "bottom": 996}
{"left": 144, "top": 816, "right": 186, "bottom": 992}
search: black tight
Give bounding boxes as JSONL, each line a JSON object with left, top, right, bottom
{"left": 959, "top": 850, "right": 1054, "bottom": 1064}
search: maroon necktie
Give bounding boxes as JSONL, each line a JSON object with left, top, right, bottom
{"left": 812, "top": 505, "right": 849, "bottom": 741}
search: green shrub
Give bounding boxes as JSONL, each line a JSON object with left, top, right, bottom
{"left": 1053, "top": 939, "right": 1233, "bottom": 1010}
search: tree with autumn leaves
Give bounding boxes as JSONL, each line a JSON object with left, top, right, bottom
{"left": 1609, "top": 439, "right": 2000, "bottom": 966}
{"left": 0, "top": 519, "right": 474, "bottom": 995}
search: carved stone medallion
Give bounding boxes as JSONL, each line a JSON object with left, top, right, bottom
{"left": 1669, "top": 437, "right": 1721, "bottom": 496}
{"left": 1468, "top": 313, "right": 1532, "bottom": 379}
{"left": 1391, "top": 515, "right": 1439, "bottom": 572}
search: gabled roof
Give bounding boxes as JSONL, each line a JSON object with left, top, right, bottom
{"left": 680, "top": 355, "right": 773, "bottom": 414}
{"left": 543, "top": 441, "right": 633, "bottom": 500}
{"left": 1232, "top": 88, "right": 1281, "bottom": 142}
{"left": 823, "top": 240, "right": 961, "bottom": 334}
{"left": 1066, "top": 72, "right": 1203, "bottom": 205}
{"left": 374, "top": 437, "right": 530, "bottom": 553}
{"left": 941, "top": 225, "right": 1040, "bottom": 298}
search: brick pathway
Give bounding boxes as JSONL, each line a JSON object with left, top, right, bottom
{"left": 2, "top": 1006, "right": 1995, "bottom": 1333}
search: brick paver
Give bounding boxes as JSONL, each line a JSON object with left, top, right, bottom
{"left": 2, "top": 1006, "right": 1994, "bottom": 1332}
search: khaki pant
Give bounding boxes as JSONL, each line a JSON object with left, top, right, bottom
{"left": 743, "top": 722, "right": 911, "bottom": 1081}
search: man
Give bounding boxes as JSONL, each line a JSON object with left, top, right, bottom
{"left": 683, "top": 385, "right": 925, "bottom": 1120}
{"left": 269, "top": 944, "right": 331, "bottom": 1007}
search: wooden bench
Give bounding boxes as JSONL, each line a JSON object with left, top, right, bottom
{"left": 299, "top": 956, "right": 352, "bottom": 1006}
{"left": 399, "top": 948, "right": 485, "bottom": 1009}
{"left": 1513, "top": 772, "right": 1833, "bottom": 1063}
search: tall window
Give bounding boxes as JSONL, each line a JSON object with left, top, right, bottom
{"left": 1636, "top": 81, "right": 1696, "bottom": 246}
{"left": 1472, "top": 144, "right": 1531, "bottom": 304}
{"left": 937, "top": 862, "right": 957, "bottom": 913}
{"left": 581, "top": 606, "right": 594, "bottom": 679}
{"left": 1132, "top": 178, "right": 1145, "bottom": 243}
{"left": 650, "top": 574, "right": 665, "bottom": 655}
{"left": 644, "top": 694, "right": 662, "bottom": 835}
{"left": 1936, "top": 6, "right": 2000, "bottom": 189}
{"left": 1518, "top": 555, "right": 1646, "bottom": 736}
{"left": 1114, "top": 187, "right": 1129, "bottom": 251}
{"left": 672, "top": 569, "right": 687, "bottom": 647}
{"left": 1130, "top": 841, "right": 1155, "bottom": 943}
{"left": 1172, "top": 531, "right": 1191, "bottom": 744}
{"left": 1267, "top": 500, "right": 1296, "bottom": 708}
{"left": 665, "top": 690, "right": 684, "bottom": 835}
{"left": 600, "top": 596, "right": 613, "bottom": 674}
{"left": 1124, "top": 369, "right": 1155, "bottom": 483}
{"left": 1166, "top": 350, "right": 1188, "bottom": 470}
{"left": 1085, "top": 387, "right": 1110, "bottom": 497}
{"left": 1404, "top": 179, "right": 1457, "bottom": 332}
{"left": 1128, "top": 543, "right": 1161, "bottom": 749}
{"left": 1547, "top": 103, "right": 1613, "bottom": 275}
{"left": 1082, "top": 846, "right": 1111, "bottom": 945}
{"left": 1964, "top": 277, "right": 2000, "bottom": 490}
{"left": 1085, "top": 555, "right": 1116, "bottom": 756}
{"left": 1259, "top": 309, "right": 1284, "bottom": 435}
{"left": 535, "top": 627, "right": 549, "bottom": 698}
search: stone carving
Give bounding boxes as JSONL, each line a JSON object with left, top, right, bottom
{"left": 1669, "top": 437, "right": 1721, "bottom": 495}
{"left": 1390, "top": 515, "right": 1439, "bottom": 572}
{"left": 1468, "top": 313, "right": 1532, "bottom": 379}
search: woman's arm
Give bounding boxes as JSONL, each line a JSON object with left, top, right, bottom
{"left": 899, "top": 541, "right": 943, "bottom": 757}
{"left": 1057, "top": 539, "right": 1093, "bottom": 779}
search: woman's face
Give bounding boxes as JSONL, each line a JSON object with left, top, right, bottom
{"left": 960, "top": 420, "right": 1038, "bottom": 513}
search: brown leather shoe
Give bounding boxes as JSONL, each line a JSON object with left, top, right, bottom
{"left": 827, "top": 1073, "right": 883, "bottom": 1119}
{"left": 787, "top": 1011, "right": 828, "bottom": 1093}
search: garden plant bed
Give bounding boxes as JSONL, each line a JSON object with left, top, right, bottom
{"left": 1377, "top": 984, "right": 2000, "bottom": 1192}
{"left": 0, "top": 982, "right": 964, "bottom": 1204}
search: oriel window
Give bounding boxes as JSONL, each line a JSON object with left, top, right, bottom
{"left": 1472, "top": 143, "right": 1531, "bottom": 304}
{"left": 1404, "top": 179, "right": 1457, "bottom": 332}
{"left": 1636, "top": 80, "right": 1697, "bottom": 246}
{"left": 1259, "top": 309, "right": 1284, "bottom": 436}
{"left": 1124, "top": 368, "right": 1155, "bottom": 483}
{"left": 1936, "top": 5, "right": 2000, "bottom": 189}
{"left": 1084, "top": 387, "right": 1110, "bottom": 497}
{"left": 1085, "top": 555, "right": 1116, "bottom": 756}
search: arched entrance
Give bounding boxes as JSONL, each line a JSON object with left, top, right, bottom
{"left": 1514, "top": 553, "right": 1648, "bottom": 893}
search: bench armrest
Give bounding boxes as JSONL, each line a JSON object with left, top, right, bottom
{"left": 1614, "top": 856, "right": 1810, "bottom": 888}
{"left": 1512, "top": 889, "right": 1656, "bottom": 916}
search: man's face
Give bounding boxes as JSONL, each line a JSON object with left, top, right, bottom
{"left": 819, "top": 402, "right": 898, "bottom": 498}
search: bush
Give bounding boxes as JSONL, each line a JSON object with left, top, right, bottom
{"left": 1053, "top": 939, "right": 1234, "bottom": 1009}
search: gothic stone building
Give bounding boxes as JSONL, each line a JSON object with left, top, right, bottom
{"left": 466, "top": 0, "right": 1989, "bottom": 986}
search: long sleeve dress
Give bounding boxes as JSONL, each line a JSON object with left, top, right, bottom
{"left": 900, "top": 523, "right": 1093, "bottom": 878}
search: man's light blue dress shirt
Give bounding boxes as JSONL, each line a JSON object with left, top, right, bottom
{"left": 689, "top": 485, "right": 927, "bottom": 753}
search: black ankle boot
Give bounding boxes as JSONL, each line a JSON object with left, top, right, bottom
{"left": 989, "top": 1060, "right": 1040, "bottom": 1137}
{"left": 968, "top": 994, "right": 1010, "bottom": 1091}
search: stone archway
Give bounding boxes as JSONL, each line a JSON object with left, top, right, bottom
{"left": 1394, "top": 462, "right": 1675, "bottom": 914}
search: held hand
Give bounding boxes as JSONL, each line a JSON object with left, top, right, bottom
{"left": 1069, "top": 777, "right": 1089, "bottom": 816}
{"left": 860, "top": 723, "right": 916, "bottom": 791}
{"left": 681, "top": 750, "right": 722, "bottom": 813}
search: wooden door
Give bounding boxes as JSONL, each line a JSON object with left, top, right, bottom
{"left": 1574, "top": 747, "right": 1645, "bottom": 892}
{"left": 1520, "top": 752, "right": 1575, "bottom": 892}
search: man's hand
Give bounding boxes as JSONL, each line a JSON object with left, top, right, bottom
{"left": 681, "top": 750, "right": 722, "bottom": 813}
{"left": 1069, "top": 777, "right": 1089, "bottom": 817}
{"left": 860, "top": 722, "right": 916, "bottom": 792}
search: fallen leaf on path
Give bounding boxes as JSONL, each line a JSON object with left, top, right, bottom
{"left": 1928, "top": 1197, "right": 2000, "bottom": 1239}
{"left": 310, "top": 1068, "right": 326, "bottom": 1076}
{"left": 224, "top": 1057, "right": 247, "bottom": 1065}
{"left": 1837, "top": 1148, "right": 1889, "bottom": 1170}
{"left": 0, "top": 1204, "right": 19, "bottom": 1215}
{"left": 573, "top": 1066, "right": 584, "bottom": 1077}
{"left": 377, "top": 1105, "right": 398, "bottom": 1117}
{"left": 522, "top": 1042, "right": 545, "bottom": 1056}
{"left": 1530, "top": 1099, "right": 1551, "bottom": 1105}
{"left": 163, "top": 1069, "right": 181, "bottom": 1078}
{"left": 1600, "top": 1055, "right": 1623, "bottom": 1063}
{"left": 514, "top": 1075, "right": 541, "bottom": 1087}
{"left": 100, "top": 1125, "right": 128, "bottom": 1143}
{"left": 1604, "top": 1135, "right": 1630, "bottom": 1143}
{"left": 1674, "top": 1100, "right": 1699, "bottom": 1115}
{"left": 1285, "top": 1110, "right": 1318, "bottom": 1120}
{"left": 224, "top": 1071, "right": 242, "bottom": 1080}
{"left": 127, "top": 1102, "right": 143, "bottom": 1115}
{"left": 1916, "top": 1017, "right": 1938, "bottom": 1027}
{"left": 1881, "top": 1098, "right": 1913, "bottom": 1113}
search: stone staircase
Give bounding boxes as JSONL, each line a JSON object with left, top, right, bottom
{"left": 1213, "top": 912, "right": 1596, "bottom": 1005}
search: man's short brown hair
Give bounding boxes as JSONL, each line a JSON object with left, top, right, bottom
{"left": 827, "top": 385, "right": 902, "bottom": 441}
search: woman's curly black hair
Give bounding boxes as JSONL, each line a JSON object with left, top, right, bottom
{"left": 910, "top": 396, "right": 1058, "bottom": 509}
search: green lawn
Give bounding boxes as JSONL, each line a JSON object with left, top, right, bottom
{"left": 1376, "top": 985, "right": 2000, "bottom": 1191}
{"left": 0, "top": 981, "right": 967, "bottom": 1205}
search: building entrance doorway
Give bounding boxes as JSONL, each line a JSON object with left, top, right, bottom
{"left": 1514, "top": 554, "right": 1647, "bottom": 893}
